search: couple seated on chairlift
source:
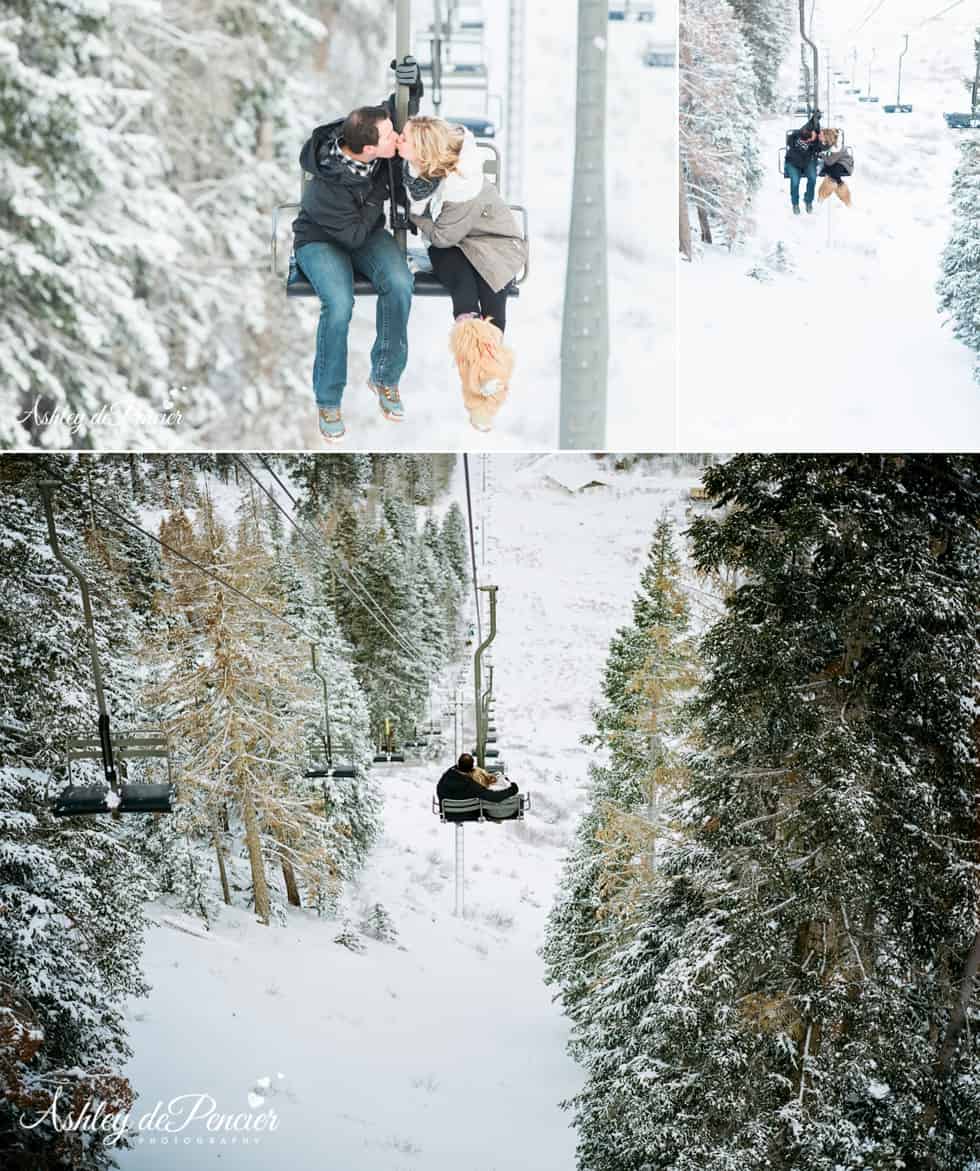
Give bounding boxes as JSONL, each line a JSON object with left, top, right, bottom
{"left": 437, "top": 753, "right": 520, "bottom": 820}
{"left": 784, "top": 112, "right": 855, "bottom": 215}
{"left": 292, "top": 59, "right": 528, "bottom": 442}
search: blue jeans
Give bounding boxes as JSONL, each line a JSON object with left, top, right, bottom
{"left": 785, "top": 159, "right": 817, "bottom": 208}
{"left": 296, "top": 230, "right": 413, "bottom": 409}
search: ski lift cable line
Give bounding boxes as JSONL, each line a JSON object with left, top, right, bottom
{"left": 847, "top": 0, "right": 889, "bottom": 37}
{"left": 462, "top": 454, "right": 483, "bottom": 647}
{"left": 240, "top": 455, "right": 426, "bottom": 665}
{"left": 47, "top": 475, "right": 419, "bottom": 691}
{"left": 245, "top": 454, "right": 427, "bottom": 664}
{"left": 915, "top": 0, "right": 968, "bottom": 28}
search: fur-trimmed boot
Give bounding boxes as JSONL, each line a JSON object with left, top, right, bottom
{"left": 449, "top": 315, "right": 514, "bottom": 432}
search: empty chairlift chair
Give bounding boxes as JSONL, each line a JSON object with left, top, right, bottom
{"left": 38, "top": 481, "right": 176, "bottom": 820}
{"left": 55, "top": 726, "right": 176, "bottom": 817}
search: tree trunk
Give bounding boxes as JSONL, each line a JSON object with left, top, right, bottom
{"left": 281, "top": 859, "right": 301, "bottom": 908}
{"left": 696, "top": 204, "right": 713, "bottom": 245}
{"left": 211, "top": 814, "right": 231, "bottom": 906}
{"left": 679, "top": 174, "right": 692, "bottom": 260}
{"left": 936, "top": 929, "right": 980, "bottom": 1077}
{"left": 242, "top": 786, "right": 271, "bottom": 925}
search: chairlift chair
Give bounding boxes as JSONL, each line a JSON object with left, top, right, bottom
{"left": 38, "top": 483, "right": 176, "bottom": 819}
{"left": 777, "top": 127, "right": 848, "bottom": 177}
{"left": 944, "top": 112, "right": 980, "bottom": 129}
{"left": 55, "top": 728, "right": 176, "bottom": 817}
{"left": 432, "top": 791, "right": 529, "bottom": 823}
{"left": 272, "top": 140, "right": 528, "bottom": 299}
{"left": 884, "top": 35, "right": 912, "bottom": 113}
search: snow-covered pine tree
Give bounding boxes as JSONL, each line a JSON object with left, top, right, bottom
{"left": 938, "top": 137, "right": 980, "bottom": 386}
{"left": 0, "top": 1, "right": 198, "bottom": 448}
{"left": 440, "top": 502, "right": 470, "bottom": 584}
{"left": 565, "top": 455, "right": 980, "bottom": 1171}
{"left": 680, "top": 0, "right": 762, "bottom": 249}
{"left": 544, "top": 514, "right": 695, "bottom": 1022}
{"left": 0, "top": 457, "right": 153, "bottom": 1169}
{"left": 727, "top": 0, "right": 794, "bottom": 112}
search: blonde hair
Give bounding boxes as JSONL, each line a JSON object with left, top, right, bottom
{"left": 405, "top": 116, "right": 465, "bottom": 180}
{"left": 471, "top": 767, "right": 495, "bottom": 788}
{"left": 821, "top": 127, "right": 840, "bottom": 148}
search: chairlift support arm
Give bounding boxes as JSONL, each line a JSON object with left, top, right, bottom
{"left": 473, "top": 585, "right": 497, "bottom": 769}
{"left": 39, "top": 482, "right": 117, "bottom": 786}
{"left": 310, "top": 644, "right": 334, "bottom": 766}
{"left": 897, "top": 34, "right": 909, "bottom": 107}
{"left": 799, "top": 0, "right": 819, "bottom": 119}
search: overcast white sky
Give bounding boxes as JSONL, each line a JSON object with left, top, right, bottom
{"left": 807, "top": 0, "right": 979, "bottom": 56}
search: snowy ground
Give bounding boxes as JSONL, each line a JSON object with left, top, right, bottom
{"left": 257, "top": 5, "right": 676, "bottom": 452}
{"left": 115, "top": 455, "right": 703, "bottom": 1171}
{"left": 679, "top": 6, "right": 980, "bottom": 450}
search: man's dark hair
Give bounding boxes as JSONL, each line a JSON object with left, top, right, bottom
{"left": 342, "top": 106, "right": 389, "bottom": 154}
{"left": 457, "top": 753, "right": 474, "bottom": 772}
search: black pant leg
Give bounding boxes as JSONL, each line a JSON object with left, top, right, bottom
{"left": 428, "top": 246, "right": 481, "bottom": 318}
{"left": 474, "top": 269, "right": 508, "bottom": 334}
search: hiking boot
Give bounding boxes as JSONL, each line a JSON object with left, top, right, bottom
{"left": 792, "top": 205, "right": 801, "bottom": 216}
{"left": 317, "top": 407, "right": 345, "bottom": 442}
{"left": 367, "top": 379, "right": 405, "bottom": 421}
{"left": 805, "top": 202, "right": 814, "bottom": 214}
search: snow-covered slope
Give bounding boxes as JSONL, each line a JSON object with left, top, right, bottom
{"left": 679, "top": 5, "right": 980, "bottom": 450}
{"left": 116, "top": 455, "right": 704, "bottom": 1170}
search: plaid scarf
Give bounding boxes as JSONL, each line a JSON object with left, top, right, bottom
{"left": 320, "top": 135, "right": 379, "bottom": 178}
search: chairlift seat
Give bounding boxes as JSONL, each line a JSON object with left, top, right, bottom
{"left": 53, "top": 782, "right": 175, "bottom": 817}
{"left": 486, "top": 761, "right": 506, "bottom": 775}
{"left": 482, "top": 748, "right": 500, "bottom": 759}
{"left": 945, "top": 113, "right": 980, "bottom": 129}
{"left": 275, "top": 186, "right": 528, "bottom": 299}
{"left": 883, "top": 104, "right": 913, "bottom": 113}
{"left": 433, "top": 793, "right": 528, "bottom": 823}
{"left": 486, "top": 734, "right": 497, "bottom": 743}
{"left": 447, "top": 115, "right": 496, "bottom": 138}
{"left": 373, "top": 752, "right": 406, "bottom": 763}
{"left": 858, "top": 95, "right": 879, "bottom": 103}
{"left": 305, "top": 765, "right": 357, "bottom": 779}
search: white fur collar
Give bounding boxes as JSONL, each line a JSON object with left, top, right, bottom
{"left": 441, "top": 129, "right": 485, "bottom": 202}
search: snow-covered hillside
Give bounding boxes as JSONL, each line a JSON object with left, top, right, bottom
{"left": 115, "top": 454, "right": 704, "bottom": 1171}
{"left": 679, "top": 2, "right": 980, "bottom": 450}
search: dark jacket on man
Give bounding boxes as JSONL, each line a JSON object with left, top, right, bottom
{"left": 291, "top": 116, "right": 398, "bottom": 253}
{"left": 437, "top": 767, "right": 518, "bottom": 803}
{"left": 785, "top": 115, "right": 823, "bottom": 171}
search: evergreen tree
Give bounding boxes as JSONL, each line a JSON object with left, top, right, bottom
{"left": 0, "top": 1, "right": 200, "bottom": 447}
{"left": 0, "top": 457, "right": 152, "bottom": 1169}
{"left": 545, "top": 515, "right": 695, "bottom": 1023}
{"left": 564, "top": 455, "right": 980, "bottom": 1171}
{"left": 441, "top": 501, "right": 470, "bottom": 583}
{"left": 938, "top": 138, "right": 980, "bottom": 386}
{"left": 680, "top": 0, "right": 762, "bottom": 248}
{"left": 728, "top": 0, "right": 794, "bottom": 111}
